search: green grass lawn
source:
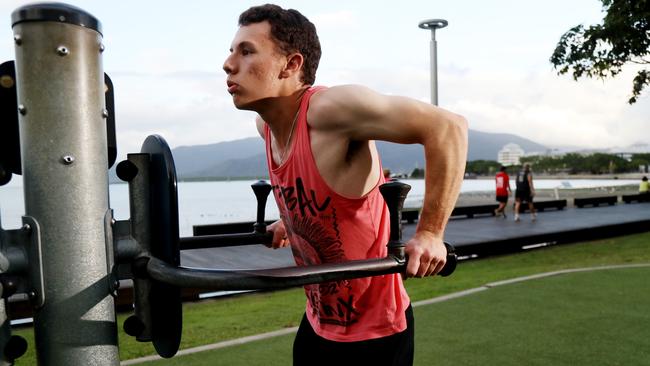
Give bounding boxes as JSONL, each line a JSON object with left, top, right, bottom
{"left": 133, "top": 266, "right": 650, "bottom": 366}
{"left": 11, "top": 231, "right": 650, "bottom": 365}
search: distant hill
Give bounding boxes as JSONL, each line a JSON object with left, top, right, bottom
{"left": 468, "top": 129, "right": 548, "bottom": 160}
{"left": 172, "top": 137, "right": 264, "bottom": 177}
{"left": 153, "top": 129, "right": 546, "bottom": 179}
{"left": 107, "top": 129, "right": 547, "bottom": 181}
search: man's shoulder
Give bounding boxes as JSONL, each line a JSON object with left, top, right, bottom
{"left": 309, "top": 85, "right": 369, "bottom": 107}
{"left": 307, "top": 85, "right": 371, "bottom": 129}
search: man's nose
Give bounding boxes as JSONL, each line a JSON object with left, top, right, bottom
{"left": 223, "top": 55, "right": 235, "bottom": 74}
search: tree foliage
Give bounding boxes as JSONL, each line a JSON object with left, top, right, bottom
{"left": 521, "top": 153, "right": 649, "bottom": 174}
{"left": 410, "top": 168, "right": 425, "bottom": 178}
{"left": 550, "top": 0, "right": 650, "bottom": 103}
{"left": 465, "top": 160, "right": 504, "bottom": 175}
{"left": 467, "top": 154, "right": 649, "bottom": 176}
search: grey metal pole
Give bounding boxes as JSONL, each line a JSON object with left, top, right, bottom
{"left": 11, "top": 4, "right": 118, "bottom": 365}
{"left": 418, "top": 19, "right": 448, "bottom": 106}
{"left": 0, "top": 272, "right": 10, "bottom": 366}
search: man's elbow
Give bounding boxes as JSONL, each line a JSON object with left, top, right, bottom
{"left": 448, "top": 113, "right": 468, "bottom": 153}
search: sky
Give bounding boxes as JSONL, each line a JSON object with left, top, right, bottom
{"left": 0, "top": 0, "right": 648, "bottom": 162}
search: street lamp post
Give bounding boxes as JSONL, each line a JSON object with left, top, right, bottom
{"left": 418, "top": 19, "right": 448, "bottom": 106}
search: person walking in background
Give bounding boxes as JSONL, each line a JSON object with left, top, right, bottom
{"left": 514, "top": 163, "right": 536, "bottom": 222}
{"left": 383, "top": 168, "right": 392, "bottom": 180}
{"left": 639, "top": 176, "right": 649, "bottom": 194}
{"left": 494, "top": 166, "right": 511, "bottom": 218}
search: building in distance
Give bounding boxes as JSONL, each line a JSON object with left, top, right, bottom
{"left": 498, "top": 143, "right": 524, "bottom": 166}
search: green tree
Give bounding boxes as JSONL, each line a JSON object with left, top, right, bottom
{"left": 465, "top": 160, "right": 502, "bottom": 175}
{"left": 521, "top": 152, "right": 636, "bottom": 174}
{"left": 550, "top": 0, "right": 650, "bottom": 104}
{"left": 410, "top": 168, "right": 425, "bottom": 178}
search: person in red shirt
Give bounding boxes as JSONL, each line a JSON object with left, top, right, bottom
{"left": 223, "top": 4, "right": 467, "bottom": 365}
{"left": 494, "top": 166, "right": 511, "bottom": 218}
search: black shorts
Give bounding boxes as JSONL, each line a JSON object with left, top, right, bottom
{"left": 496, "top": 195, "right": 508, "bottom": 203}
{"left": 293, "top": 305, "right": 414, "bottom": 366}
{"left": 515, "top": 190, "right": 533, "bottom": 203}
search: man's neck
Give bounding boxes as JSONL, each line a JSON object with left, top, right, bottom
{"left": 259, "top": 86, "right": 309, "bottom": 139}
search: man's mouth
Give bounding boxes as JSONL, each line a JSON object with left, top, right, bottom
{"left": 227, "top": 81, "right": 238, "bottom": 94}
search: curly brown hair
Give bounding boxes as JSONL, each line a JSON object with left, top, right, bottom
{"left": 239, "top": 4, "right": 321, "bottom": 85}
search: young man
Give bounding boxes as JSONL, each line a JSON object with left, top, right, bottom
{"left": 223, "top": 5, "right": 467, "bottom": 365}
{"left": 494, "top": 166, "right": 511, "bottom": 218}
{"left": 514, "top": 163, "right": 536, "bottom": 222}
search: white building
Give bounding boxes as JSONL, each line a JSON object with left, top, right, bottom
{"left": 498, "top": 143, "right": 525, "bottom": 166}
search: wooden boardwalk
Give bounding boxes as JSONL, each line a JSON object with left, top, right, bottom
{"left": 183, "top": 202, "right": 650, "bottom": 269}
{"left": 406, "top": 201, "right": 650, "bottom": 257}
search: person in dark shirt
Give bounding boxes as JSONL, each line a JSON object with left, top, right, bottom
{"left": 514, "top": 163, "right": 536, "bottom": 222}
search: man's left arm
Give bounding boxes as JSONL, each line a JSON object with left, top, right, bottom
{"left": 314, "top": 85, "right": 468, "bottom": 278}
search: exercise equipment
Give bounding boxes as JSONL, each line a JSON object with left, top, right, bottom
{"left": 114, "top": 135, "right": 456, "bottom": 358}
{"left": 0, "top": 3, "right": 457, "bottom": 364}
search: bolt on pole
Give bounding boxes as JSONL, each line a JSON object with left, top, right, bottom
{"left": 418, "top": 19, "right": 448, "bottom": 106}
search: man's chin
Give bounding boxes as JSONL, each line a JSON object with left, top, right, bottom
{"left": 231, "top": 97, "right": 251, "bottom": 110}
{"left": 232, "top": 97, "right": 261, "bottom": 111}
{"left": 233, "top": 102, "right": 254, "bottom": 111}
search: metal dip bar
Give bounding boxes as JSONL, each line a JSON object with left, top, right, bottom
{"left": 146, "top": 256, "right": 405, "bottom": 291}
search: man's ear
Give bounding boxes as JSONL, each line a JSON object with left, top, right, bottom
{"left": 280, "top": 53, "right": 304, "bottom": 79}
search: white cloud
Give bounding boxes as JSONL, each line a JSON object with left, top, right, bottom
{"left": 109, "top": 71, "right": 257, "bottom": 160}
{"left": 443, "top": 68, "right": 649, "bottom": 148}
{"left": 310, "top": 10, "right": 358, "bottom": 31}
{"left": 317, "top": 65, "right": 649, "bottom": 150}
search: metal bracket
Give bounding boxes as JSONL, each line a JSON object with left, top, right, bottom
{"left": 104, "top": 209, "right": 119, "bottom": 297}
{"left": 23, "top": 216, "right": 44, "bottom": 309}
{"left": 0, "top": 216, "right": 45, "bottom": 308}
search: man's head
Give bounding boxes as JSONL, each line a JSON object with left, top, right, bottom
{"left": 500, "top": 166, "right": 507, "bottom": 172}
{"left": 223, "top": 4, "right": 321, "bottom": 109}
{"left": 523, "top": 163, "right": 531, "bottom": 172}
{"left": 238, "top": 4, "right": 321, "bottom": 85}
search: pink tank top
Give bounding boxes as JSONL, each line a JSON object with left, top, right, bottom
{"left": 264, "top": 86, "right": 410, "bottom": 342}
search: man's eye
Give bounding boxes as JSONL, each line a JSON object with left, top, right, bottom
{"left": 242, "top": 49, "right": 253, "bottom": 55}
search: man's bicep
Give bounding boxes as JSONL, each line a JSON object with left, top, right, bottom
{"left": 313, "top": 85, "right": 464, "bottom": 145}
{"left": 349, "top": 94, "right": 445, "bottom": 145}
{"left": 320, "top": 86, "right": 427, "bottom": 143}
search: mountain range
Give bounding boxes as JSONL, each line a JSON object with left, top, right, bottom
{"left": 163, "top": 129, "right": 548, "bottom": 179}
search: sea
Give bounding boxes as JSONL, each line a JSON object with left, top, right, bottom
{"left": 0, "top": 178, "right": 637, "bottom": 237}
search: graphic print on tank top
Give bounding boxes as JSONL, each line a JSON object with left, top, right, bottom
{"left": 273, "top": 177, "right": 357, "bottom": 325}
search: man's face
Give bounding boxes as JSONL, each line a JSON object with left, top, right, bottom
{"left": 223, "top": 21, "right": 288, "bottom": 110}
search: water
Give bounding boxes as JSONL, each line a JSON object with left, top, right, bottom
{"left": 0, "top": 178, "right": 637, "bottom": 236}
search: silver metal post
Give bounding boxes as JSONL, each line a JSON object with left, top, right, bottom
{"left": 12, "top": 4, "right": 118, "bottom": 365}
{"left": 0, "top": 261, "right": 10, "bottom": 366}
{"left": 418, "top": 19, "right": 448, "bottom": 106}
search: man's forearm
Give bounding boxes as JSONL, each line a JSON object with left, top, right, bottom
{"left": 416, "top": 117, "right": 468, "bottom": 238}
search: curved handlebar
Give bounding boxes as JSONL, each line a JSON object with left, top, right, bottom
{"left": 146, "top": 256, "right": 403, "bottom": 291}
{"left": 146, "top": 246, "right": 456, "bottom": 292}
